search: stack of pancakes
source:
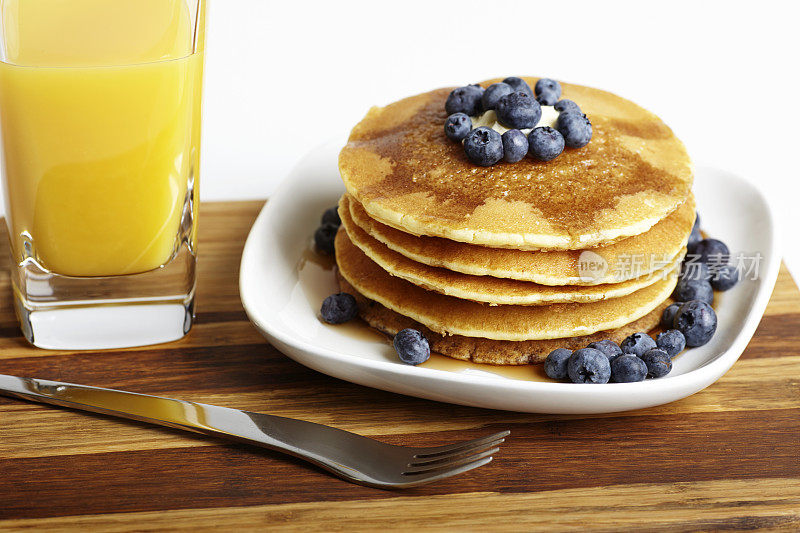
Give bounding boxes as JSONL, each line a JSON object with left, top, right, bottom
{"left": 335, "top": 77, "right": 695, "bottom": 365}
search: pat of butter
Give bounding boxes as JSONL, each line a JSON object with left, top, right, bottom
{"left": 471, "top": 105, "right": 560, "bottom": 135}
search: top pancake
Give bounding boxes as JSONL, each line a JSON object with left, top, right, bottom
{"left": 339, "top": 77, "right": 693, "bottom": 250}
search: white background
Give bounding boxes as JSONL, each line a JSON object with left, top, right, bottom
{"left": 201, "top": 0, "right": 799, "bottom": 279}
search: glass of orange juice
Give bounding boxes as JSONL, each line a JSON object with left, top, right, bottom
{"left": 0, "top": 0, "right": 206, "bottom": 349}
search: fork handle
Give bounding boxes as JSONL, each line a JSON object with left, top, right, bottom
{"left": 0, "top": 374, "right": 379, "bottom": 484}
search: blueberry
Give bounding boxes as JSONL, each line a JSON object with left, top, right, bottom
{"left": 611, "top": 355, "right": 648, "bottom": 383}
{"left": 656, "top": 329, "right": 686, "bottom": 358}
{"left": 673, "top": 277, "right": 714, "bottom": 305}
{"left": 680, "top": 259, "right": 710, "bottom": 282}
{"left": 314, "top": 223, "right": 338, "bottom": 254}
{"left": 536, "top": 90, "right": 559, "bottom": 106}
{"left": 393, "top": 328, "right": 431, "bottom": 365}
{"left": 674, "top": 300, "right": 717, "bottom": 347}
{"left": 481, "top": 82, "right": 514, "bottom": 111}
{"left": 495, "top": 91, "right": 542, "bottom": 129}
{"left": 320, "top": 293, "right": 358, "bottom": 324}
{"left": 695, "top": 238, "right": 730, "bottom": 267}
{"left": 463, "top": 127, "right": 503, "bottom": 166}
{"left": 321, "top": 206, "right": 340, "bottom": 227}
{"left": 444, "top": 113, "right": 472, "bottom": 142}
{"left": 661, "top": 302, "right": 682, "bottom": 329}
{"left": 587, "top": 339, "right": 623, "bottom": 363}
{"left": 567, "top": 348, "right": 611, "bottom": 384}
{"left": 687, "top": 216, "right": 702, "bottom": 255}
{"left": 641, "top": 349, "right": 672, "bottom": 378}
{"left": 710, "top": 264, "right": 740, "bottom": 291}
{"left": 534, "top": 78, "right": 562, "bottom": 99}
{"left": 556, "top": 112, "right": 592, "bottom": 148}
{"left": 502, "top": 76, "right": 533, "bottom": 97}
{"left": 445, "top": 85, "right": 484, "bottom": 116}
{"left": 501, "top": 129, "right": 528, "bottom": 163}
{"left": 620, "top": 332, "right": 657, "bottom": 357}
{"left": 687, "top": 226, "right": 702, "bottom": 251}
{"left": 554, "top": 99, "right": 581, "bottom": 114}
{"left": 544, "top": 348, "right": 572, "bottom": 380}
{"left": 527, "top": 127, "right": 565, "bottom": 161}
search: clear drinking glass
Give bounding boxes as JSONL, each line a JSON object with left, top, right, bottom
{"left": 0, "top": 0, "right": 206, "bottom": 349}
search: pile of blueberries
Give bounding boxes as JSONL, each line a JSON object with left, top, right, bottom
{"left": 680, "top": 213, "right": 740, "bottom": 297}
{"left": 444, "top": 77, "right": 592, "bottom": 167}
{"left": 545, "top": 213, "right": 740, "bottom": 384}
{"left": 313, "top": 205, "right": 341, "bottom": 255}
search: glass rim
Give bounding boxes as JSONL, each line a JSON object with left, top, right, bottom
{"left": 0, "top": 0, "right": 205, "bottom": 69}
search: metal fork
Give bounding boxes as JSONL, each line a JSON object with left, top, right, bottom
{"left": 0, "top": 374, "right": 508, "bottom": 489}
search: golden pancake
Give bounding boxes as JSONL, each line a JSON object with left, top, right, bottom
{"left": 344, "top": 193, "right": 695, "bottom": 286}
{"left": 340, "top": 196, "right": 685, "bottom": 305}
{"left": 335, "top": 228, "right": 678, "bottom": 341}
{"left": 340, "top": 277, "right": 670, "bottom": 365}
{"left": 339, "top": 77, "right": 693, "bottom": 250}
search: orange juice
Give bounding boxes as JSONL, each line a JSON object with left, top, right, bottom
{"left": 0, "top": 0, "right": 205, "bottom": 276}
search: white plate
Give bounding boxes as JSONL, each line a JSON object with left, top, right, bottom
{"left": 239, "top": 139, "right": 781, "bottom": 414}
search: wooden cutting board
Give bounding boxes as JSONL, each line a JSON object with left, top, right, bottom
{"left": 1, "top": 201, "right": 799, "bottom": 531}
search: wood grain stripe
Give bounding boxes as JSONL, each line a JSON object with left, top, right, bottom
{"left": 3, "top": 478, "right": 799, "bottom": 532}
{"left": 1, "top": 408, "right": 799, "bottom": 519}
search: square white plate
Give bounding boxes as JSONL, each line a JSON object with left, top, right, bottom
{"left": 239, "top": 139, "right": 780, "bottom": 414}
